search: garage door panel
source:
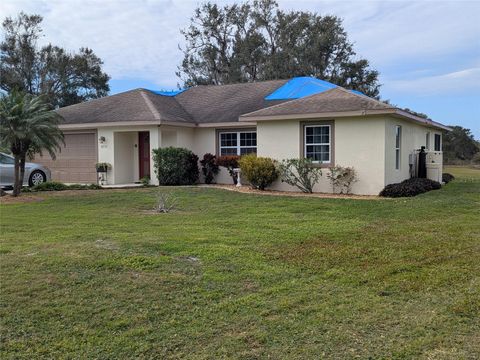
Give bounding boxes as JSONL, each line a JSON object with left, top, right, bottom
{"left": 34, "top": 132, "right": 97, "bottom": 183}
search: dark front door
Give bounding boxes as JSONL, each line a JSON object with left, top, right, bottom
{"left": 138, "top": 132, "right": 150, "bottom": 179}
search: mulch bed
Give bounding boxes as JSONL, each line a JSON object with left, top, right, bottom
{"left": 200, "top": 184, "right": 383, "bottom": 200}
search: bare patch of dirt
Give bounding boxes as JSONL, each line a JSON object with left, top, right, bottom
{"left": 0, "top": 194, "right": 44, "bottom": 204}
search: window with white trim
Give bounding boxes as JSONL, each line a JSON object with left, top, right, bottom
{"left": 395, "top": 125, "right": 402, "bottom": 170}
{"left": 304, "top": 125, "right": 331, "bottom": 163}
{"left": 425, "top": 132, "right": 430, "bottom": 150}
{"left": 219, "top": 131, "right": 257, "bottom": 156}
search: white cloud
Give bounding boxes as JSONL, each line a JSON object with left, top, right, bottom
{"left": 384, "top": 67, "right": 480, "bottom": 95}
{"left": 1, "top": 0, "right": 479, "bottom": 91}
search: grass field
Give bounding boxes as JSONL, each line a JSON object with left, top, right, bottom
{"left": 1, "top": 167, "right": 479, "bottom": 359}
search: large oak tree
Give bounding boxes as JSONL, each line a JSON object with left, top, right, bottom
{"left": 177, "top": 0, "right": 381, "bottom": 97}
{"left": 0, "top": 12, "right": 110, "bottom": 108}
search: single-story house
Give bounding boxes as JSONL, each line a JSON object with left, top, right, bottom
{"left": 35, "top": 77, "right": 450, "bottom": 195}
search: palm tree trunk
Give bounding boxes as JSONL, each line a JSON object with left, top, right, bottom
{"left": 12, "top": 153, "right": 27, "bottom": 196}
{"left": 12, "top": 155, "right": 21, "bottom": 196}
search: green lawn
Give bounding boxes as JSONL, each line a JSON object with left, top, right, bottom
{"left": 1, "top": 169, "right": 479, "bottom": 359}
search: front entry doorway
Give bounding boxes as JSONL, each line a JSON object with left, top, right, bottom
{"left": 138, "top": 131, "right": 150, "bottom": 179}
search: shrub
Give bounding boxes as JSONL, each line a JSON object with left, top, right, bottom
{"left": 442, "top": 173, "right": 455, "bottom": 184}
{"left": 379, "top": 178, "right": 441, "bottom": 198}
{"left": 32, "top": 181, "right": 68, "bottom": 191}
{"left": 279, "top": 158, "right": 322, "bottom": 193}
{"left": 238, "top": 154, "right": 278, "bottom": 190}
{"left": 200, "top": 153, "right": 220, "bottom": 184}
{"left": 216, "top": 155, "right": 240, "bottom": 184}
{"left": 68, "top": 183, "right": 102, "bottom": 190}
{"left": 327, "top": 166, "right": 358, "bottom": 194}
{"left": 23, "top": 182, "right": 102, "bottom": 192}
{"left": 152, "top": 147, "right": 199, "bottom": 185}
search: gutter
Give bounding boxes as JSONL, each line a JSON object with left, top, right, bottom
{"left": 239, "top": 109, "right": 451, "bottom": 131}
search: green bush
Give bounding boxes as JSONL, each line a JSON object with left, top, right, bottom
{"left": 32, "top": 181, "right": 68, "bottom": 191}
{"left": 238, "top": 154, "right": 278, "bottom": 190}
{"left": 23, "top": 182, "right": 102, "bottom": 192}
{"left": 279, "top": 158, "right": 322, "bottom": 193}
{"left": 442, "top": 173, "right": 455, "bottom": 184}
{"left": 379, "top": 178, "right": 441, "bottom": 198}
{"left": 200, "top": 153, "right": 220, "bottom": 184}
{"left": 152, "top": 147, "right": 199, "bottom": 185}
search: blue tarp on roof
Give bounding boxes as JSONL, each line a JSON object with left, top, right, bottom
{"left": 148, "top": 88, "right": 187, "bottom": 96}
{"left": 265, "top": 77, "right": 337, "bottom": 100}
{"left": 265, "top": 76, "right": 366, "bottom": 100}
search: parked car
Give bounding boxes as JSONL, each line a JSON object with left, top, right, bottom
{"left": 0, "top": 152, "right": 51, "bottom": 188}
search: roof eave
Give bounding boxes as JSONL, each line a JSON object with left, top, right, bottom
{"left": 393, "top": 110, "right": 452, "bottom": 131}
{"left": 239, "top": 109, "right": 397, "bottom": 122}
{"left": 240, "top": 108, "right": 451, "bottom": 131}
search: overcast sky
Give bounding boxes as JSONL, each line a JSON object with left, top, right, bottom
{"left": 1, "top": 0, "right": 479, "bottom": 138}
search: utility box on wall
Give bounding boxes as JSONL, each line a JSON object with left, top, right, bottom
{"left": 426, "top": 151, "right": 443, "bottom": 183}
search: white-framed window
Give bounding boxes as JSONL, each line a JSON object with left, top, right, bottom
{"left": 219, "top": 131, "right": 257, "bottom": 156}
{"left": 425, "top": 132, "right": 430, "bottom": 150}
{"left": 395, "top": 125, "right": 402, "bottom": 170}
{"left": 304, "top": 125, "right": 331, "bottom": 163}
{"left": 434, "top": 133, "right": 441, "bottom": 151}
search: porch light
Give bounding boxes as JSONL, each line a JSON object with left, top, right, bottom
{"left": 99, "top": 136, "right": 106, "bottom": 144}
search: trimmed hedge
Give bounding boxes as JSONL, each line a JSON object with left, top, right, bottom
{"left": 238, "top": 154, "right": 278, "bottom": 190}
{"left": 442, "top": 173, "right": 455, "bottom": 184}
{"left": 379, "top": 178, "right": 441, "bottom": 198}
{"left": 152, "top": 147, "right": 199, "bottom": 185}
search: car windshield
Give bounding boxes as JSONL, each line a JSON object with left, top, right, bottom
{"left": 0, "top": 154, "right": 15, "bottom": 165}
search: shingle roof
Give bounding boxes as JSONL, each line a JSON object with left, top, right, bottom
{"left": 241, "top": 87, "right": 394, "bottom": 118}
{"left": 56, "top": 77, "right": 448, "bottom": 131}
{"left": 175, "top": 80, "right": 288, "bottom": 123}
{"left": 57, "top": 89, "right": 193, "bottom": 124}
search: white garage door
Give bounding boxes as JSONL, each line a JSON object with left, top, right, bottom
{"left": 34, "top": 132, "right": 97, "bottom": 183}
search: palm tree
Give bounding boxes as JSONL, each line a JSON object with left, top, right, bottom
{"left": 0, "top": 91, "right": 64, "bottom": 196}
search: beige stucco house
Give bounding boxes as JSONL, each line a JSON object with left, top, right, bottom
{"left": 36, "top": 77, "right": 449, "bottom": 195}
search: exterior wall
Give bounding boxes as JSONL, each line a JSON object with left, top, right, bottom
{"left": 384, "top": 117, "right": 443, "bottom": 185}
{"left": 192, "top": 127, "right": 235, "bottom": 184}
{"left": 87, "top": 116, "right": 442, "bottom": 193}
{"left": 256, "top": 117, "right": 386, "bottom": 195}
{"left": 97, "top": 125, "right": 159, "bottom": 185}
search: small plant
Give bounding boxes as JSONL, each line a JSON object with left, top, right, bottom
{"left": 379, "top": 178, "right": 441, "bottom": 198}
{"left": 327, "top": 166, "right": 358, "bottom": 194}
{"left": 200, "top": 153, "right": 220, "bottom": 184}
{"left": 152, "top": 147, "right": 199, "bottom": 185}
{"left": 154, "top": 192, "right": 177, "bottom": 213}
{"left": 442, "top": 173, "right": 455, "bottom": 184}
{"left": 95, "top": 162, "right": 111, "bottom": 172}
{"left": 238, "top": 154, "right": 278, "bottom": 190}
{"left": 140, "top": 176, "right": 150, "bottom": 186}
{"left": 216, "top": 155, "right": 240, "bottom": 184}
{"left": 279, "top": 158, "right": 322, "bottom": 193}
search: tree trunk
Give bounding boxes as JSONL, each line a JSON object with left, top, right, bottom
{"left": 12, "top": 155, "right": 21, "bottom": 196}
{"left": 12, "top": 153, "right": 27, "bottom": 196}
